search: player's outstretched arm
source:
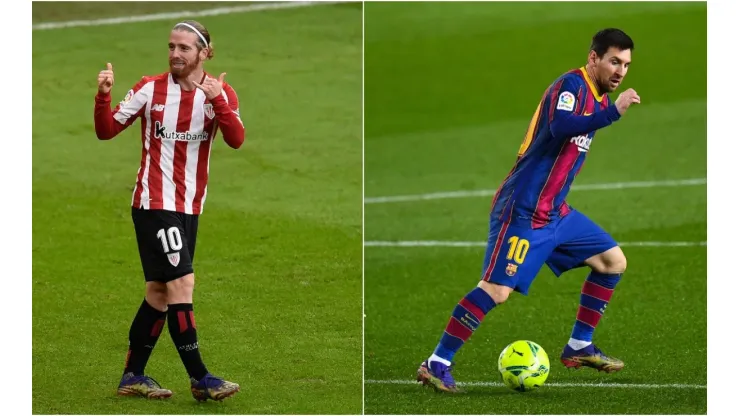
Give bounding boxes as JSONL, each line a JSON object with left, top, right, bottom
{"left": 94, "top": 63, "right": 124, "bottom": 140}
{"left": 550, "top": 106, "right": 620, "bottom": 139}
{"left": 94, "top": 63, "right": 147, "bottom": 140}
{"left": 194, "top": 73, "right": 245, "bottom": 149}
{"left": 549, "top": 78, "right": 640, "bottom": 139}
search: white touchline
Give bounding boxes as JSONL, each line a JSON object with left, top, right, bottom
{"left": 364, "top": 379, "right": 707, "bottom": 389}
{"left": 364, "top": 241, "right": 706, "bottom": 247}
{"left": 33, "top": 1, "right": 350, "bottom": 30}
{"left": 365, "top": 178, "right": 707, "bottom": 204}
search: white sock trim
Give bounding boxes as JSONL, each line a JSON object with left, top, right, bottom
{"left": 568, "top": 338, "right": 592, "bottom": 350}
{"left": 428, "top": 353, "right": 452, "bottom": 366}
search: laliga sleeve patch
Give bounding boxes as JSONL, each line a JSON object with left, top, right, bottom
{"left": 120, "top": 89, "right": 134, "bottom": 105}
{"left": 556, "top": 91, "right": 575, "bottom": 111}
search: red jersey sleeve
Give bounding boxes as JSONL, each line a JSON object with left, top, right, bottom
{"left": 210, "top": 82, "right": 245, "bottom": 149}
{"left": 94, "top": 77, "right": 150, "bottom": 140}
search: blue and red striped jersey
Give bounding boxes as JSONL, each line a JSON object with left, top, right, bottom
{"left": 490, "top": 67, "right": 623, "bottom": 229}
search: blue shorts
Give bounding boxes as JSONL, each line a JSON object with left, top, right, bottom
{"left": 480, "top": 209, "right": 617, "bottom": 295}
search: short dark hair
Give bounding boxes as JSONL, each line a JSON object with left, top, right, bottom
{"left": 590, "top": 28, "right": 634, "bottom": 57}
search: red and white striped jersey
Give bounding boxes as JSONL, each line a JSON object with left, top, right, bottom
{"left": 94, "top": 72, "right": 245, "bottom": 215}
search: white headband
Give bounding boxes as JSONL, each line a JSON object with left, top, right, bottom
{"left": 174, "top": 22, "right": 208, "bottom": 47}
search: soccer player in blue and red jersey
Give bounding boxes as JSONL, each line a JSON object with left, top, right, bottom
{"left": 417, "top": 29, "right": 641, "bottom": 393}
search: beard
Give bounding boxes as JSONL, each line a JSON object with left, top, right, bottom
{"left": 595, "top": 75, "right": 614, "bottom": 95}
{"left": 169, "top": 55, "right": 201, "bottom": 77}
{"left": 601, "top": 76, "right": 621, "bottom": 93}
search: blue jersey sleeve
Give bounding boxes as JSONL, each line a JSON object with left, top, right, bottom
{"left": 549, "top": 75, "right": 622, "bottom": 139}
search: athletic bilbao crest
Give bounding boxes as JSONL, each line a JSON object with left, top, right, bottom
{"left": 203, "top": 103, "right": 215, "bottom": 120}
{"left": 506, "top": 263, "right": 518, "bottom": 276}
{"left": 167, "top": 252, "right": 181, "bottom": 267}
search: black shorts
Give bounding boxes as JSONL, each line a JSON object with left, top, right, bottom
{"left": 131, "top": 207, "right": 199, "bottom": 282}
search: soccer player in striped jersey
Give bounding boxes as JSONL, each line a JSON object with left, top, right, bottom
{"left": 417, "top": 29, "right": 641, "bottom": 393}
{"left": 95, "top": 20, "right": 244, "bottom": 401}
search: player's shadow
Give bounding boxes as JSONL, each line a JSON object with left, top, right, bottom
{"left": 460, "top": 376, "right": 644, "bottom": 398}
{"left": 414, "top": 385, "right": 524, "bottom": 397}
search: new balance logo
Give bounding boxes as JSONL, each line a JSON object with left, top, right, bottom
{"left": 151, "top": 104, "right": 165, "bottom": 112}
{"left": 154, "top": 121, "right": 209, "bottom": 142}
{"left": 570, "top": 134, "right": 592, "bottom": 153}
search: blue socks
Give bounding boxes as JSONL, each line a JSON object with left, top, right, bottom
{"left": 570, "top": 272, "right": 621, "bottom": 345}
{"left": 432, "top": 287, "right": 497, "bottom": 363}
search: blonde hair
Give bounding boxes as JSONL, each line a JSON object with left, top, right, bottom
{"left": 173, "top": 20, "right": 214, "bottom": 60}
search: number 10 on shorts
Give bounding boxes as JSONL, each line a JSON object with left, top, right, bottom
{"left": 157, "top": 227, "right": 183, "bottom": 253}
{"left": 506, "top": 236, "right": 530, "bottom": 265}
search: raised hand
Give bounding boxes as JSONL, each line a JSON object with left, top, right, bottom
{"left": 615, "top": 88, "right": 640, "bottom": 115}
{"left": 193, "top": 72, "right": 226, "bottom": 100}
{"left": 98, "top": 62, "right": 114, "bottom": 94}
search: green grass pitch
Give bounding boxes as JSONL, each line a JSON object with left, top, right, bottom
{"left": 32, "top": 2, "right": 362, "bottom": 414}
{"left": 364, "top": 2, "right": 706, "bottom": 414}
